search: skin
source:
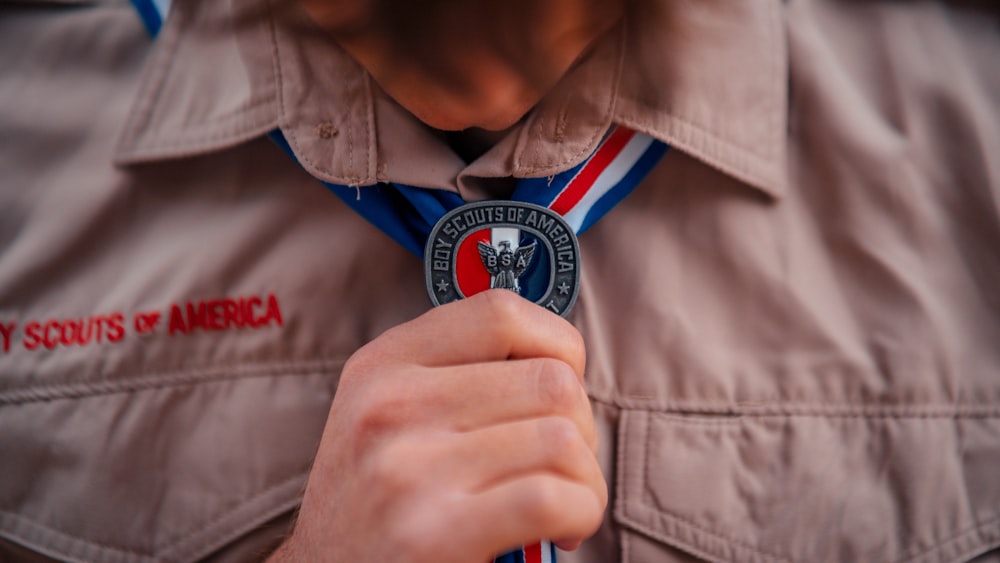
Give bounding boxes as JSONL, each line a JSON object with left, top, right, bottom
{"left": 272, "top": 2, "right": 624, "bottom": 559}
{"left": 268, "top": 292, "right": 606, "bottom": 562}
{"left": 299, "top": 0, "right": 626, "bottom": 130}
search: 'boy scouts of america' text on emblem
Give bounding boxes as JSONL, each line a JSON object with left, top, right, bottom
{"left": 425, "top": 201, "right": 581, "bottom": 317}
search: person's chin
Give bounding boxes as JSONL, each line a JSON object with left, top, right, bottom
{"left": 404, "top": 91, "right": 538, "bottom": 132}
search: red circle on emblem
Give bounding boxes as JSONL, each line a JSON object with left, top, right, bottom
{"left": 455, "top": 228, "right": 492, "bottom": 298}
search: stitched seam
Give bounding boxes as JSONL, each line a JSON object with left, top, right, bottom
{"left": 272, "top": 12, "right": 368, "bottom": 186}
{"left": 517, "top": 24, "right": 625, "bottom": 178}
{"left": 897, "top": 512, "right": 1000, "bottom": 563}
{"left": 154, "top": 473, "right": 305, "bottom": 551}
{"left": 128, "top": 97, "right": 276, "bottom": 153}
{"left": 189, "top": 93, "right": 277, "bottom": 124}
{"left": 0, "top": 474, "right": 306, "bottom": 558}
{"left": 612, "top": 401, "right": 1000, "bottom": 562}
{"left": 623, "top": 503, "right": 791, "bottom": 563}
{"left": 362, "top": 72, "right": 375, "bottom": 181}
{"left": 613, "top": 409, "right": 631, "bottom": 544}
{"left": 642, "top": 410, "right": 653, "bottom": 510}
{"left": 638, "top": 411, "right": 789, "bottom": 562}
{"left": 286, "top": 123, "right": 365, "bottom": 185}
{"left": 0, "top": 358, "right": 346, "bottom": 405}
{"left": 347, "top": 107, "right": 356, "bottom": 181}
{"left": 619, "top": 518, "right": 631, "bottom": 561}
{"left": 281, "top": 103, "right": 368, "bottom": 186}
{"left": 620, "top": 113, "right": 777, "bottom": 195}
{"left": 133, "top": 95, "right": 276, "bottom": 138}
{"left": 587, "top": 393, "right": 1000, "bottom": 418}
{"left": 132, "top": 7, "right": 279, "bottom": 136}
{"left": 764, "top": 0, "right": 782, "bottom": 160}
{"left": 637, "top": 1, "right": 786, "bottom": 166}
{"left": 620, "top": 478, "right": 1000, "bottom": 563}
{"left": 267, "top": 0, "right": 285, "bottom": 134}
{"left": 160, "top": 493, "right": 301, "bottom": 562}
{"left": 131, "top": 0, "right": 185, "bottom": 142}
{"left": 117, "top": 9, "right": 279, "bottom": 163}
{"left": 118, "top": 112, "right": 277, "bottom": 158}
{"left": 0, "top": 511, "right": 155, "bottom": 558}
{"left": 622, "top": 115, "right": 772, "bottom": 189}
{"left": 638, "top": 414, "right": 741, "bottom": 427}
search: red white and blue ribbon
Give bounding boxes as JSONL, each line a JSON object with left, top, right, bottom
{"left": 494, "top": 540, "right": 558, "bottom": 563}
{"left": 131, "top": 2, "right": 667, "bottom": 561}
{"left": 512, "top": 126, "right": 667, "bottom": 235}
{"left": 270, "top": 125, "right": 667, "bottom": 258}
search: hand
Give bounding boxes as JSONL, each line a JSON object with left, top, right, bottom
{"left": 269, "top": 290, "right": 606, "bottom": 562}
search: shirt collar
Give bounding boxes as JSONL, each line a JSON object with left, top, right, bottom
{"left": 115, "top": 0, "right": 786, "bottom": 199}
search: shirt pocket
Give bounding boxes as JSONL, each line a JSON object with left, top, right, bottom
{"left": 614, "top": 409, "right": 1000, "bottom": 563}
{"left": 0, "top": 362, "right": 338, "bottom": 562}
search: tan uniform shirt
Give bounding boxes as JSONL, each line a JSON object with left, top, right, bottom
{"left": 2, "top": 0, "right": 999, "bottom": 561}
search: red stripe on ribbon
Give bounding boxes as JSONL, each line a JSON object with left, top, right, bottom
{"left": 524, "top": 542, "right": 542, "bottom": 563}
{"left": 549, "top": 127, "right": 635, "bottom": 216}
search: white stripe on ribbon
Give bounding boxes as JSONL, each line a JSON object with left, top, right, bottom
{"left": 152, "top": 0, "right": 171, "bottom": 19}
{"left": 561, "top": 132, "right": 656, "bottom": 233}
{"left": 520, "top": 540, "right": 555, "bottom": 563}
{"left": 541, "top": 539, "right": 554, "bottom": 563}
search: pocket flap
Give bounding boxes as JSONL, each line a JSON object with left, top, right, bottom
{"left": 614, "top": 409, "right": 1000, "bottom": 563}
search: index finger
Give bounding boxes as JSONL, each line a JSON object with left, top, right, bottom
{"left": 371, "top": 290, "right": 586, "bottom": 377}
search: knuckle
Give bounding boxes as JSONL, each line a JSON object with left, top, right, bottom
{"left": 349, "top": 320, "right": 413, "bottom": 369}
{"left": 538, "top": 416, "right": 583, "bottom": 460}
{"left": 480, "top": 289, "right": 525, "bottom": 336}
{"left": 594, "top": 473, "right": 610, "bottom": 514}
{"left": 577, "top": 499, "right": 605, "bottom": 538}
{"left": 391, "top": 515, "right": 442, "bottom": 560}
{"left": 339, "top": 348, "right": 371, "bottom": 384}
{"left": 521, "top": 479, "right": 565, "bottom": 526}
{"left": 351, "top": 381, "right": 403, "bottom": 438}
{"left": 481, "top": 286, "right": 524, "bottom": 315}
{"left": 366, "top": 441, "right": 417, "bottom": 494}
{"left": 533, "top": 359, "right": 582, "bottom": 412}
{"left": 564, "top": 328, "right": 586, "bottom": 371}
{"left": 352, "top": 406, "right": 392, "bottom": 445}
{"left": 340, "top": 337, "right": 402, "bottom": 386}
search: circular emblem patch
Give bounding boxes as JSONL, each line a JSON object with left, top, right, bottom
{"left": 425, "top": 201, "right": 581, "bottom": 317}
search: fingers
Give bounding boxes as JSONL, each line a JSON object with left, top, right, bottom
{"left": 418, "top": 417, "right": 606, "bottom": 496}
{"left": 458, "top": 475, "right": 605, "bottom": 558}
{"left": 368, "top": 290, "right": 586, "bottom": 376}
{"left": 378, "top": 358, "right": 598, "bottom": 450}
{"left": 344, "top": 414, "right": 607, "bottom": 561}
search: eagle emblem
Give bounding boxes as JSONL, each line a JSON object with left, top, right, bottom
{"left": 477, "top": 240, "right": 537, "bottom": 294}
{"left": 425, "top": 201, "right": 580, "bottom": 316}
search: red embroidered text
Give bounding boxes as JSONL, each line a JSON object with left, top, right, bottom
{"left": 0, "top": 293, "right": 285, "bottom": 355}
{"left": 168, "top": 294, "right": 283, "bottom": 336}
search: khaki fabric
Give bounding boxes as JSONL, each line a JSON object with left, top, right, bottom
{"left": 1, "top": 0, "right": 999, "bottom": 561}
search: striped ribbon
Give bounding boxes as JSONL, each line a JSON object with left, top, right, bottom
{"left": 270, "top": 125, "right": 667, "bottom": 259}
{"left": 494, "top": 540, "right": 558, "bottom": 563}
{"left": 130, "top": 2, "right": 668, "bottom": 561}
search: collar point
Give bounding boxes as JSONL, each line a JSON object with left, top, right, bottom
{"left": 622, "top": 118, "right": 787, "bottom": 201}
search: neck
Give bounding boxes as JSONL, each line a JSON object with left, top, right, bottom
{"left": 444, "top": 124, "right": 518, "bottom": 164}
